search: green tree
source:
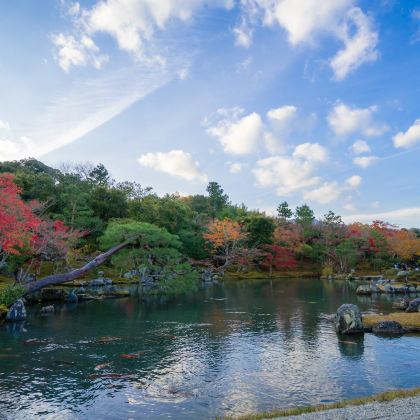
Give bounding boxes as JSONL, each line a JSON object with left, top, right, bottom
{"left": 206, "top": 181, "right": 229, "bottom": 217}
{"left": 90, "top": 186, "right": 128, "bottom": 222}
{"left": 246, "top": 216, "right": 275, "bottom": 246}
{"left": 99, "top": 220, "right": 198, "bottom": 295}
{"left": 277, "top": 201, "right": 293, "bottom": 221}
{"left": 295, "top": 204, "right": 315, "bottom": 226}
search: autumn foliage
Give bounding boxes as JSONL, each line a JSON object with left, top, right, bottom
{"left": 0, "top": 173, "right": 82, "bottom": 274}
{"left": 0, "top": 173, "right": 41, "bottom": 255}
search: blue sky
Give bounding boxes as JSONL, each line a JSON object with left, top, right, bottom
{"left": 0, "top": 0, "right": 419, "bottom": 226}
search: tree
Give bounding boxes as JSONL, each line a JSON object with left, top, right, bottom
{"left": 0, "top": 173, "right": 41, "bottom": 261}
{"left": 88, "top": 163, "right": 111, "bottom": 186}
{"left": 260, "top": 245, "right": 297, "bottom": 275}
{"left": 100, "top": 220, "right": 198, "bottom": 295}
{"left": 203, "top": 219, "right": 247, "bottom": 268}
{"left": 295, "top": 204, "right": 315, "bottom": 226}
{"left": 277, "top": 201, "right": 293, "bottom": 221}
{"left": 90, "top": 187, "right": 128, "bottom": 222}
{"left": 206, "top": 182, "right": 229, "bottom": 217}
{"left": 245, "top": 216, "right": 275, "bottom": 246}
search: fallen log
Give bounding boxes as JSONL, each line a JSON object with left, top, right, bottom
{"left": 23, "top": 241, "right": 131, "bottom": 295}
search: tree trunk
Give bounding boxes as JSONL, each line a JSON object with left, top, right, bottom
{"left": 23, "top": 241, "right": 131, "bottom": 295}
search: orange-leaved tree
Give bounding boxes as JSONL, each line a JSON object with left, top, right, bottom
{"left": 203, "top": 219, "right": 247, "bottom": 268}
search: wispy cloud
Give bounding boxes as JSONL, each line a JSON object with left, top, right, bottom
{"left": 2, "top": 62, "right": 176, "bottom": 161}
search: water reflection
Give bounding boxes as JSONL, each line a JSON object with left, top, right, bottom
{"left": 0, "top": 278, "right": 419, "bottom": 419}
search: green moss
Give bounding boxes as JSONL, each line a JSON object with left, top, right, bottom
{"left": 0, "top": 284, "right": 25, "bottom": 306}
{"left": 363, "top": 312, "right": 420, "bottom": 329}
{"left": 221, "top": 387, "right": 420, "bottom": 420}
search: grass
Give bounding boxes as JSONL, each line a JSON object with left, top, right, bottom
{"left": 221, "top": 387, "right": 420, "bottom": 420}
{"left": 363, "top": 312, "right": 420, "bottom": 329}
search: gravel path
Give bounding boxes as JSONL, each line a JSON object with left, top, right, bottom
{"left": 273, "top": 395, "right": 420, "bottom": 419}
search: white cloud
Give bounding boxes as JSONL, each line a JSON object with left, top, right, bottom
{"left": 353, "top": 155, "right": 378, "bottom": 168}
{"left": 328, "top": 102, "right": 388, "bottom": 137}
{"left": 54, "top": 0, "right": 234, "bottom": 70}
{"left": 228, "top": 162, "right": 243, "bottom": 174}
{"left": 252, "top": 141, "right": 328, "bottom": 195}
{"left": 346, "top": 174, "right": 362, "bottom": 188}
{"left": 0, "top": 137, "right": 34, "bottom": 161}
{"left": 343, "top": 202, "right": 357, "bottom": 212}
{"left": 342, "top": 207, "right": 420, "bottom": 227}
{"left": 237, "top": 1, "right": 377, "bottom": 79}
{"left": 138, "top": 150, "right": 208, "bottom": 183}
{"left": 233, "top": 19, "right": 253, "bottom": 48}
{"left": 264, "top": 131, "right": 284, "bottom": 155}
{"left": 0, "top": 120, "right": 10, "bottom": 131}
{"left": 254, "top": 0, "right": 353, "bottom": 45}
{"left": 303, "top": 181, "right": 342, "bottom": 204}
{"left": 3, "top": 61, "right": 174, "bottom": 161}
{"left": 393, "top": 119, "right": 420, "bottom": 149}
{"left": 351, "top": 139, "right": 370, "bottom": 154}
{"left": 206, "top": 108, "right": 263, "bottom": 155}
{"left": 330, "top": 7, "right": 379, "bottom": 80}
{"left": 303, "top": 175, "right": 361, "bottom": 204}
{"left": 293, "top": 142, "right": 328, "bottom": 162}
{"left": 267, "top": 105, "right": 297, "bottom": 121}
{"left": 52, "top": 33, "right": 108, "bottom": 72}
{"left": 253, "top": 155, "right": 321, "bottom": 195}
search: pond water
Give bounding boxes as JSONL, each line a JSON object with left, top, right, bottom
{"left": 1, "top": 278, "right": 420, "bottom": 419}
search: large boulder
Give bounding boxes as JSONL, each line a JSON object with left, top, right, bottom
{"left": 406, "top": 298, "right": 420, "bottom": 313}
{"left": 5, "top": 299, "right": 27, "bottom": 322}
{"left": 356, "top": 285, "right": 372, "bottom": 295}
{"left": 335, "top": 304, "right": 364, "bottom": 334}
{"left": 372, "top": 321, "right": 404, "bottom": 335}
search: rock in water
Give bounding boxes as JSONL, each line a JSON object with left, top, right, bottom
{"left": 5, "top": 299, "right": 27, "bottom": 322}
{"left": 40, "top": 305, "right": 54, "bottom": 314}
{"left": 406, "top": 298, "right": 420, "bottom": 313}
{"left": 356, "top": 285, "right": 372, "bottom": 295}
{"left": 372, "top": 321, "right": 404, "bottom": 335}
{"left": 392, "top": 299, "right": 409, "bottom": 310}
{"left": 335, "top": 304, "right": 363, "bottom": 334}
{"left": 66, "top": 291, "right": 78, "bottom": 303}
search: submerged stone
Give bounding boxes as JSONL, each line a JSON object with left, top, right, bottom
{"left": 372, "top": 320, "right": 404, "bottom": 335}
{"left": 5, "top": 299, "right": 27, "bottom": 322}
{"left": 406, "top": 298, "right": 420, "bottom": 313}
{"left": 335, "top": 304, "right": 363, "bottom": 334}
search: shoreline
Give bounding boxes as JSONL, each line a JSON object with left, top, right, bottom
{"left": 223, "top": 387, "right": 420, "bottom": 420}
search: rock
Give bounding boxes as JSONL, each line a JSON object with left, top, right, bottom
{"left": 372, "top": 321, "right": 405, "bottom": 335}
{"left": 103, "top": 278, "right": 113, "bottom": 285}
{"left": 417, "top": 285, "right": 420, "bottom": 293}
{"left": 89, "top": 278, "right": 105, "bottom": 287}
{"left": 5, "top": 299, "right": 27, "bottom": 322}
{"left": 397, "top": 270, "right": 408, "bottom": 277}
{"left": 406, "top": 298, "right": 420, "bottom": 312}
{"left": 41, "top": 288, "right": 68, "bottom": 302}
{"left": 356, "top": 285, "right": 372, "bottom": 295}
{"left": 40, "top": 305, "right": 54, "bottom": 314}
{"left": 392, "top": 299, "right": 409, "bottom": 310}
{"left": 335, "top": 304, "right": 364, "bottom": 334}
{"left": 65, "top": 291, "right": 78, "bottom": 303}
{"left": 384, "top": 285, "right": 394, "bottom": 293}
{"left": 408, "top": 286, "right": 416, "bottom": 293}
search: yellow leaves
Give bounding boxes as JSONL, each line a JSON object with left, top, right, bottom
{"left": 203, "top": 219, "right": 247, "bottom": 249}
{"left": 387, "top": 229, "right": 420, "bottom": 260}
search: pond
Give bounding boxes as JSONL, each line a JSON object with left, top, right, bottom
{"left": 1, "top": 278, "right": 420, "bottom": 419}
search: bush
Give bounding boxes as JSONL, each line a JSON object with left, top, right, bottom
{"left": 322, "top": 266, "right": 333, "bottom": 277}
{"left": 0, "top": 284, "right": 25, "bottom": 306}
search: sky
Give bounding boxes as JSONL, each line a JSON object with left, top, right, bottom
{"left": 0, "top": 0, "right": 420, "bottom": 227}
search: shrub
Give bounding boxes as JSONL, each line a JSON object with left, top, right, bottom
{"left": 0, "top": 284, "right": 25, "bottom": 306}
